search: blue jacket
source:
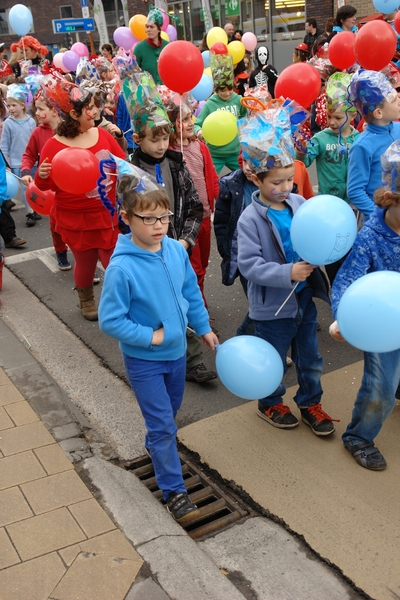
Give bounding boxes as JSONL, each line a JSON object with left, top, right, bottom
{"left": 331, "top": 206, "right": 400, "bottom": 318}
{"left": 347, "top": 122, "right": 400, "bottom": 220}
{"left": 99, "top": 234, "right": 211, "bottom": 361}
{"left": 238, "top": 191, "right": 329, "bottom": 320}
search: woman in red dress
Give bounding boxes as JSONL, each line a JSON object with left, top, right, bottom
{"left": 35, "top": 75, "right": 126, "bottom": 320}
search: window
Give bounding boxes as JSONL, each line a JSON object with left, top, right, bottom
{"left": 60, "top": 5, "right": 73, "bottom": 19}
{"left": 0, "top": 7, "right": 34, "bottom": 36}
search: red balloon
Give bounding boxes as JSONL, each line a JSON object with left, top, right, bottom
{"left": 51, "top": 148, "right": 100, "bottom": 195}
{"left": 395, "top": 11, "right": 400, "bottom": 34}
{"left": 328, "top": 32, "right": 356, "bottom": 70}
{"left": 26, "top": 182, "right": 55, "bottom": 216}
{"left": 274, "top": 63, "right": 321, "bottom": 109}
{"left": 210, "top": 42, "right": 228, "bottom": 55}
{"left": 355, "top": 21, "right": 397, "bottom": 71}
{"left": 158, "top": 41, "right": 204, "bottom": 94}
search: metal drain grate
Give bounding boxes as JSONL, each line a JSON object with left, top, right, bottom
{"left": 124, "top": 453, "right": 249, "bottom": 539}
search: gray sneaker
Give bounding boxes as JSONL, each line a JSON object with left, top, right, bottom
{"left": 186, "top": 362, "right": 217, "bottom": 383}
{"left": 166, "top": 492, "right": 199, "bottom": 523}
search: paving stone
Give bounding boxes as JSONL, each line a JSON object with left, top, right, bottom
{"left": 58, "top": 529, "right": 142, "bottom": 567}
{"left": 0, "top": 383, "right": 25, "bottom": 406}
{"left": 68, "top": 499, "right": 116, "bottom": 538}
{"left": 0, "top": 551, "right": 66, "bottom": 600}
{"left": 0, "top": 487, "right": 33, "bottom": 527}
{"left": 0, "top": 406, "right": 14, "bottom": 430}
{"left": 34, "top": 444, "right": 74, "bottom": 476}
{"left": 6, "top": 507, "right": 87, "bottom": 561}
{"left": 126, "top": 578, "right": 170, "bottom": 600}
{"left": 52, "top": 423, "right": 81, "bottom": 441}
{"left": 59, "top": 438, "right": 89, "bottom": 453}
{"left": 0, "top": 451, "right": 46, "bottom": 490}
{"left": 0, "top": 421, "right": 54, "bottom": 456}
{"left": 0, "top": 527, "right": 20, "bottom": 570}
{"left": 5, "top": 400, "right": 39, "bottom": 426}
{"left": 51, "top": 552, "right": 141, "bottom": 600}
{"left": 20, "top": 470, "right": 92, "bottom": 515}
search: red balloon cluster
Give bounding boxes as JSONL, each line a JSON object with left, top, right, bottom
{"left": 355, "top": 21, "right": 397, "bottom": 71}
{"left": 210, "top": 42, "right": 228, "bottom": 55}
{"left": 26, "top": 182, "right": 54, "bottom": 216}
{"left": 274, "top": 63, "right": 321, "bottom": 109}
{"left": 158, "top": 41, "right": 204, "bottom": 94}
{"left": 328, "top": 32, "right": 356, "bottom": 71}
{"left": 51, "top": 148, "right": 100, "bottom": 195}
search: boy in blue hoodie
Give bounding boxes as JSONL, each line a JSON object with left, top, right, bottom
{"left": 99, "top": 167, "right": 218, "bottom": 522}
{"left": 237, "top": 104, "right": 334, "bottom": 436}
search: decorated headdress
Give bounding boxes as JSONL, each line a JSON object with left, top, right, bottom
{"left": 10, "top": 36, "right": 48, "bottom": 58}
{"left": 381, "top": 140, "right": 400, "bottom": 193}
{"left": 210, "top": 52, "right": 234, "bottom": 89}
{"left": 146, "top": 4, "right": 164, "bottom": 27}
{"left": 326, "top": 72, "right": 356, "bottom": 113}
{"left": 92, "top": 56, "right": 114, "bottom": 77}
{"left": 348, "top": 69, "right": 396, "bottom": 116}
{"left": 75, "top": 57, "right": 111, "bottom": 106}
{"left": 112, "top": 49, "right": 140, "bottom": 81}
{"left": 121, "top": 72, "right": 171, "bottom": 134}
{"left": 6, "top": 83, "right": 30, "bottom": 104}
{"left": 39, "top": 73, "right": 90, "bottom": 117}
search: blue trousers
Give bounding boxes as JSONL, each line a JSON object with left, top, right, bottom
{"left": 254, "top": 287, "right": 323, "bottom": 409}
{"left": 343, "top": 349, "right": 400, "bottom": 447}
{"left": 123, "top": 353, "right": 187, "bottom": 500}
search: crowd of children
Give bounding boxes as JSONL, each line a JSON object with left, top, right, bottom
{"left": 1, "top": 13, "right": 400, "bottom": 523}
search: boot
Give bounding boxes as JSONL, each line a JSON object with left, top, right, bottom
{"left": 75, "top": 285, "right": 98, "bottom": 321}
{"left": 0, "top": 253, "right": 4, "bottom": 292}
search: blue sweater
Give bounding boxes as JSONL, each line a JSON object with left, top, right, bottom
{"left": 0, "top": 115, "right": 36, "bottom": 168}
{"left": 99, "top": 234, "right": 211, "bottom": 360}
{"left": 347, "top": 122, "right": 400, "bottom": 220}
{"left": 331, "top": 206, "right": 400, "bottom": 318}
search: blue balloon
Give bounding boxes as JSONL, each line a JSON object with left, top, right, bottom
{"left": 373, "top": 0, "right": 399, "bottom": 13}
{"left": 8, "top": 4, "right": 33, "bottom": 37}
{"left": 190, "top": 74, "right": 213, "bottom": 102}
{"left": 337, "top": 271, "right": 400, "bottom": 353}
{"left": 290, "top": 195, "right": 357, "bottom": 265}
{"left": 5, "top": 172, "right": 19, "bottom": 200}
{"left": 202, "top": 50, "right": 210, "bottom": 68}
{"left": 215, "top": 336, "right": 283, "bottom": 399}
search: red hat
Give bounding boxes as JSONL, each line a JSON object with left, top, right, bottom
{"left": 295, "top": 43, "right": 309, "bottom": 53}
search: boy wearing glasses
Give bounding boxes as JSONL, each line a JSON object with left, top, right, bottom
{"left": 194, "top": 52, "right": 247, "bottom": 174}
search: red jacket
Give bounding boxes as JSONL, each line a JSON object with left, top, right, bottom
{"left": 199, "top": 140, "right": 219, "bottom": 212}
{"left": 21, "top": 124, "right": 54, "bottom": 176}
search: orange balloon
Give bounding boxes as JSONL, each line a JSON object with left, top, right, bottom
{"left": 129, "top": 14, "right": 147, "bottom": 41}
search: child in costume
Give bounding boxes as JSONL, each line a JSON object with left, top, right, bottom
{"left": 98, "top": 167, "right": 218, "bottom": 521}
{"left": 330, "top": 140, "right": 400, "bottom": 470}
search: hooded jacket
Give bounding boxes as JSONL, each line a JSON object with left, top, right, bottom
{"left": 99, "top": 234, "right": 211, "bottom": 361}
{"left": 331, "top": 205, "right": 400, "bottom": 318}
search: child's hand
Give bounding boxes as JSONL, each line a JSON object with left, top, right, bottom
{"left": 104, "top": 122, "right": 123, "bottom": 137}
{"left": 291, "top": 261, "right": 317, "bottom": 282}
{"left": 329, "top": 320, "right": 345, "bottom": 342}
{"left": 151, "top": 327, "right": 164, "bottom": 345}
{"left": 179, "top": 239, "right": 190, "bottom": 251}
{"left": 21, "top": 175, "right": 33, "bottom": 186}
{"left": 197, "top": 129, "right": 204, "bottom": 142}
{"left": 38, "top": 158, "right": 51, "bottom": 180}
{"left": 201, "top": 331, "right": 219, "bottom": 350}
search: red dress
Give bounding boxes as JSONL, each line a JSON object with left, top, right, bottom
{"left": 35, "top": 128, "right": 126, "bottom": 251}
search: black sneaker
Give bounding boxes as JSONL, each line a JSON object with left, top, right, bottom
{"left": 26, "top": 212, "right": 36, "bottom": 227}
{"left": 186, "top": 362, "right": 217, "bottom": 383}
{"left": 345, "top": 441, "right": 387, "bottom": 470}
{"left": 56, "top": 251, "right": 71, "bottom": 271}
{"left": 33, "top": 211, "right": 42, "bottom": 220}
{"left": 257, "top": 402, "right": 299, "bottom": 428}
{"left": 5, "top": 237, "right": 26, "bottom": 248}
{"left": 166, "top": 492, "right": 199, "bottom": 523}
{"left": 300, "top": 404, "right": 337, "bottom": 436}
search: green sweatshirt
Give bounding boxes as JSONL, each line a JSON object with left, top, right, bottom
{"left": 194, "top": 92, "right": 247, "bottom": 158}
{"left": 297, "top": 126, "right": 359, "bottom": 202}
{"left": 134, "top": 38, "right": 169, "bottom": 85}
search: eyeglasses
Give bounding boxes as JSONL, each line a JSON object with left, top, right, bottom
{"left": 133, "top": 212, "right": 173, "bottom": 225}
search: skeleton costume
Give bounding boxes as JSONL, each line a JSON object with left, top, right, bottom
{"left": 248, "top": 46, "right": 278, "bottom": 98}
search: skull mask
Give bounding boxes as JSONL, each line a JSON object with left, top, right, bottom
{"left": 257, "top": 46, "right": 269, "bottom": 66}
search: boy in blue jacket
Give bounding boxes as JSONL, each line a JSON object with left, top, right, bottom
{"left": 237, "top": 105, "right": 334, "bottom": 436}
{"left": 99, "top": 168, "right": 218, "bottom": 522}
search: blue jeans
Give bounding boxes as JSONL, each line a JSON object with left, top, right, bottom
{"left": 122, "top": 353, "right": 187, "bottom": 500}
{"left": 342, "top": 349, "right": 400, "bottom": 447}
{"left": 254, "top": 287, "right": 323, "bottom": 409}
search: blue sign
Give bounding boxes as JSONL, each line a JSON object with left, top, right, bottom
{"left": 80, "top": 0, "right": 89, "bottom": 6}
{"left": 52, "top": 18, "right": 95, "bottom": 33}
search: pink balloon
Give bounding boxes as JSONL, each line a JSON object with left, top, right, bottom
{"left": 166, "top": 24, "right": 177, "bottom": 42}
{"left": 113, "top": 26, "right": 135, "bottom": 49}
{"left": 71, "top": 42, "right": 89, "bottom": 57}
{"left": 242, "top": 32, "right": 257, "bottom": 52}
{"left": 62, "top": 50, "right": 80, "bottom": 72}
{"left": 53, "top": 52, "right": 69, "bottom": 73}
{"left": 161, "top": 12, "right": 169, "bottom": 32}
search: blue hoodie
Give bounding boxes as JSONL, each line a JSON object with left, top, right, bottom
{"left": 331, "top": 205, "right": 400, "bottom": 318}
{"left": 99, "top": 234, "right": 211, "bottom": 360}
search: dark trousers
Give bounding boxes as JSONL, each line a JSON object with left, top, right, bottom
{"left": 0, "top": 204, "right": 17, "bottom": 244}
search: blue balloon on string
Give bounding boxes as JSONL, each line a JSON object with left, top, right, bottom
{"left": 202, "top": 50, "right": 210, "bottom": 68}
{"left": 372, "top": 0, "right": 399, "bottom": 13}
{"left": 337, "top": 271, "right": 400, "bottom": 353}
{"left": 215, "top": 336, "right": 283, "bottom": 399}
{"left": 5, "top": 172, "right": 19, "bottom": 200}
{"left": 8, "top": 4, "right": 33, "bottom": 37}
{"left": 190, "top": 74, "right": 213, "bottom": 101}
{"left": 290, "top": 195, "right": 357, "bottom": 265}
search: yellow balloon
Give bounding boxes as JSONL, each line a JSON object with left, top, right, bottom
{"left": 203, "top": 67, "right": 213, "bottom": 79}
{"left": 129, "top": 14, "right": 147, "bottom": 41}
{"left": 161, "top": 31, "right": 169, "bottom": 42}
{"left": 202, "top": 111, "right": 237, "bottom": 146}
{"left": 206, "top": 27, "right": 228, "bottom": 48}
{"left": 228, "top": 41, "right": 245, "bottom": 65}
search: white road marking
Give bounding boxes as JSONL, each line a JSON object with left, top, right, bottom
{"left": 5, "top": 247, "right": 105, "bottom": 275}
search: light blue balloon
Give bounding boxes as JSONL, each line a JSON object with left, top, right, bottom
{"left": 215, "top": 336, "right": 283, "bottom": 399}
{"left": 372, "top": 0, "right": 399, "bottom": 13}
{"left": 5, "top": 172, "right": 19, "bottom": 200}
{"left": 202, "top": 50, "right": 210, "bottom": 68}
{"left": 8, "top": 4, "right": 33, "bottom": 37}
{"left": 290, "top": 195, "right": 357, "bottom": 266}
{"left": 337, "top": 271, "right": 400, "bottom": 353}
{"left": 191, "top": 74, "right": 213, "bottom": 102}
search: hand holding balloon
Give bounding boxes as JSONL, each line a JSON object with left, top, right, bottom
{"left": 329, "top": 321, "right": 345, "bottom": 342}
{"left": 201, "top": 331, "right": 219, "bottom": 351}
{"left": 38, "top": 158, "right": 51, "bottom": 180}
{"left": 21, "top": 175, "right": 33, "bottom": 186}
{"left": 291, "top": 261, "right": 316, "bottom": 282}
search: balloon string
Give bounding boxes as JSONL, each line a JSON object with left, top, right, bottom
{"left": 21, "top": 38, "right": 26, "bottom": 61}
{"left": 274, "top": 282, "right": 299, "bottom": 317}
{"left": 179, "top": 100, "right": 183, "bottom": 155}
{"left": 96, "top": 158, "right": 116, "bottom": 216}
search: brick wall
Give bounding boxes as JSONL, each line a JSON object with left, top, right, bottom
{"left": 305, "top": 0, "right": 334, "bottom": 31}
{"left": 349, "top": 0, "right": 377, "bottom": 19}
